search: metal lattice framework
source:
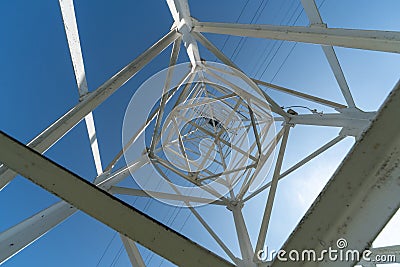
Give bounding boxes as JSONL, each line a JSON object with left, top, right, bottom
{"left": 0, "top": 0, "right": 399, "bottom": 266}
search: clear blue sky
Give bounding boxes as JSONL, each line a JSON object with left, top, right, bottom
{"left": 1, "top": 0, "right": 400, "bottom": 266}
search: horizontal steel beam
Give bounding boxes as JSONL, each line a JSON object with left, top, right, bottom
{"left": 272, "top": 80, "right": 400, "bottom": 267}
{"left": 0, "top": 131, "right": 234, "bottom": 267}
{"left": 193, "top": 21, "right": 400, "bottom": 53}
{"left": 288, "top": 110, "right": 375, "bottom": 137}
{"left": 252, "top": 78, "right": 347, "bottom": 109}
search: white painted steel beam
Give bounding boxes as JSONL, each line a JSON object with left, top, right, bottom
{"left": 193, "top": 33, "right": 288, "bottom": 118}
{"left": 58, "top": 0, "right": 88, "bottom": 97}
{"left": 253, "top": 78, "right": 347, "bottom": 109}
{"left": 0, "top": 156, "right": 148, "bottom": 264}
{"left": 243, "top": 134, "right": 346, "bottom": 203}
{"left": 59, "top": 0, "right": 104, "bottom": 175}
{"left": 193, "top": 21, "right": 400, "bottom": 54}
{"left": 254, "top": 125, "right": 291, "bottom": 260}
{"left": 288, "top": 110, "right": 375, "bottom": 137}
{"left": 192, "top": 31, "right": 240, "bottom": 70}
{"left": 0, "top": 131, "right": 235, "bottom": 267}
{"left": 230, "top": 205, "right": 254, "bottom": 265}
{"left": 150, "top": 37, "right": 182, "bottom": 153}
{"left": 0, "top": 29, "right": 180, "bottom": 190}
{"left": 167, "top": 0, "right": 201, "bottom": 67}
{"left": 271, "top": 80, "right": 400, "bottom": 267}
{"left": 193, "top": 32, "right": 346, "bottom": 112}
{"left": 301, "top": 0, "right": 355, "bottom": 108}
{"left": 120, "top": 235, "right": 146, "bottom": 267}
{"left": 0, "top": 201, "right": 77, "bottom": 264}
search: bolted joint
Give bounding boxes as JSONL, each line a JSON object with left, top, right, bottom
{"left": 282, "top": 121, "right": 295, "bottom": 128}
{"left": 177, "top": 18, "right": 193, "bottom": 35}
{"left": 310, "top": 22, "right": 327, "bottom": 28}
{"left": 78, "top": 91, "right": 90, "bottom": 102}
{"left": 146, "top": 147, "right": 155, "bottom": 160}
{"left": 226, "top": 199, "right": 244, "bottom": 211}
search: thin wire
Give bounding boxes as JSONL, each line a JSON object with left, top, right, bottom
{"left": 230, "top": 0, "right": 271, "bottom": 62}
{"left": 215, "top": 0, "right": 251, "bottom": 62}
{"left": 158, "top": 208, "right": 193, "bottom": 267}
{"left": 96, "top": 232, "right": 118, "bottom": 267}
{"left": 252, "top": 0, "right": 300, "bottom": 77}
{"left": 264, "top": 0, "right": 328, "bottom": 82}
{"left": 258, "top": 1, "right": 303, "bottom": 79}
{"left": 250, "top": 0, "right": 297, "bottom": 76}
{"left": 110, "top": 244, "right": 124, "bottom": 267}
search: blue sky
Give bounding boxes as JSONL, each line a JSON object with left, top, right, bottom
{"left": 1, "top": 0, "right": 400, "bottom": 266}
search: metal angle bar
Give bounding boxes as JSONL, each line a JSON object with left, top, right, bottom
{"left": 174, "top": 93, "right": 236, "bottom": 110}
{"left": 109, "top": 186, "right": 226, "bottom": 205}
{"left": 279, "top": 134, "right": 346, "bottom": 179}
{"left": 0, "top": 201, "right": 77, "bottom": 264}
{"left": 193, "top": 21, "right": 400, "bottom": 54}
{"left": 0, "top": 131, "right": 234, "bottom": 267}
{"left": 231, "top": 205, "right": 254, "bottom": 262}
{"left": 0, "top": 155, "right": 147, "bottom": 265}
{"left": 252, "top": 78, "right": 347, "bottom": 109}
{"left": 193, "top": 92, "right": 242, "bottom": 175}
{"left": 243, "top": 134, "right": 346, "bottom": 203}
{"left": 163, "top": 146, "right": 219, "bottom": 179}
{"left": 150, "top": 162, "right": 238, "bottom": 264}
{"left": 227, "top": 121, "right": 275, "bottom": 191}
{"left": 58, "top": 0, "right": 88, "bottom": 96}
{"left": 301, "top": 0, "right": 356, "bottom": 108}
{"left": 184, "top": 117, "right": 258, "bottom": 161}
{"left": 97, "top": 156, "right": 149, "bottom": 189}
{"left": 189, "top": 207, "right": 239, "bottom": 264}
{"left": 288, "top": 112, "right": 376, "bottom": 129}
{"left": 167, "top": 0, "right": 201, "bottom": 67}
{"left": 104, "top": 75, "right": 188, "bottom": 174}
{"left": 59, "top": 0, "right": 103, "bottom": 175}
{"left": 83, "top": 114, "right": 103, "bottom": 175}
{"left": 197, "top": 164, "right": 257, "bottom": 182}
{"left": 248, "top": 103, "right": 262, "bottom": 155}
{"left": 120, "top": 235, "right": 146, "bottom": 267}
{"left": 0, "top": 29, "right": 180, "bottom": 190}
{"left": 153, "top": 157, "right": 228, "bottom": 200}
{"left": 193, "top": 32, "right": 286, "bottom": 120}
{"left": 272, "top": 80, "right": 400, "bottom": 267}
{"left": 254, "top": 125, "right": 290, "bottom": 260}
{"left": 322, "top": 45, "right": 356, "bottom": 107}
{"left": 205, "top": 68, "right": 287, "bottom": 118}
{"left": 238, "top": 126, "right": 285, "bottom": 200}
{"left": 150, "top": 37, "right": 182, "bottom": 153}
{"left": 192, "top": 31, "right": 240, "bottom": 70}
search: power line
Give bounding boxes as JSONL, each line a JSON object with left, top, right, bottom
{"left": 96, "top": 231, "right": 118, "bottom": 267}
{"left": 268, "top": 0, "right": 328, "bottom": 83}
{"left": 216, "top": 0, "right": 251, "bottom": 62}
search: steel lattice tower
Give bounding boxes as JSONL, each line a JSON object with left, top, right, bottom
{"left": 0, "top": 1, "right": 399, "bottom": 267}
